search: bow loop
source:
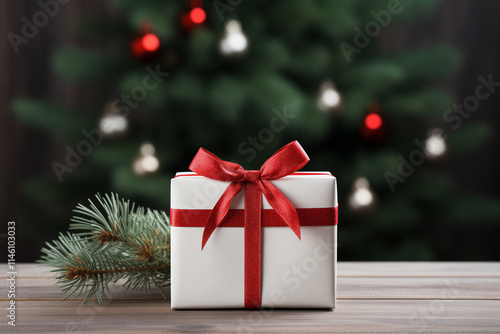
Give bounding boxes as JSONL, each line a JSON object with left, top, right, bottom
{"left": 260, "top": 141, "right": 309, "bottom": 179}
{"left": 189, "top": 148, "right": 244, "bottom": 182}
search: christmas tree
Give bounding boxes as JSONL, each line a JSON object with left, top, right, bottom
{"left": 13, "top": 0, "right": 500, "bottom": 261}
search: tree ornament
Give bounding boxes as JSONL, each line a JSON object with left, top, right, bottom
{"left": 316, "top": 79, "right": 343, "bottom": 114}
{"left": 219, "top": 20, "right": 248, "bottom": 58}
{"left": 98, "top": 103, "right": 129, "bottom": 140}
{"left": 360, "top": 101, "right": 388, "bottom": 142}
{"left": 347, "top": 177, "right": 377, "bottom": 215}
{"left": 181, "top": 0, "right": 207, "bottom": 31}
{"left": 424, "top": 128, "right": 448, "bottom": 162}
{"left": 131, "top": 25, "right": 161, "bottom": 62}
{"left": 132, "top": 142, "right": 160, "bottom": 176}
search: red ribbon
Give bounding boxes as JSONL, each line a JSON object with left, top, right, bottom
{"left": 171, "top": 208, "right": 338, "bottom": 228}
{"left": 189, "top": 140, "right": 310, "bottom": 308}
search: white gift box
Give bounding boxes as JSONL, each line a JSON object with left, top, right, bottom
{"left": 170, "top": 171, "right": 337, "bottom": 309}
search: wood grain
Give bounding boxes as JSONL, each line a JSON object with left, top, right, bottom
{"left": 1, "top": 299, "right": 499, "bottom": 333}
{"left": 3, "top": 276, "right": 500, "bottom": 301}
{"left": 1, "top": 263, "right": 499, "bottom": 333}
{"left": 6, "top": 262, "right": 500, "bottom": 278}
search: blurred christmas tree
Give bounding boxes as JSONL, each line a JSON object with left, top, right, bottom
{"left": 12, "top": 0, "right": 500, "bottom": 260}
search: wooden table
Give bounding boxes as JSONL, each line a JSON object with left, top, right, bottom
{"left": 1, "top": 263, "right": 499, "bottom": 333}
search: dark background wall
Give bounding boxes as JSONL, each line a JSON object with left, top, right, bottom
{"left": 1, "top": 0, "right": 499, "bottom": 261}
{"left": 381, "top": 0, "right": 500, "bottom": 260}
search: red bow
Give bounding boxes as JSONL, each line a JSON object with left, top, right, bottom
{"left": 189, "top": 140, "right": 310, "bottom": 308}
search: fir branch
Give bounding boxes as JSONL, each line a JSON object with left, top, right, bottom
{"left": 38, "top": 193, "right": 170, "bottom": 304}
{"left": 65, "top": 262, "right": 170, "bottom": 280}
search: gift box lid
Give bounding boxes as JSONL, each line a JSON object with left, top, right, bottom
{"left": 171, "top": 171, "right": 337, "bottom": 209}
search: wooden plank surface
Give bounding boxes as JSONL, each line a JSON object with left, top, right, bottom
{"left": 1, "top": 263, "right": 499, "bottom": 333}
{"left": 5, "top": 276, "right": 500, "bottom": 301}
{"left": 6, "top": 262, "right": 500, "bottom": 278}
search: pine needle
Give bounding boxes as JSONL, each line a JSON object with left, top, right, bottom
{"left": 37, "top": 193, "right": 170, "bottom": 304}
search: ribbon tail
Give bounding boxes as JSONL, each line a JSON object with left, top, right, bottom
{"left": 244, "top": 182, "right": 262, "bottom": 308}
{"left": 201, "top": 182, "right": 244, "bottom": 249}
{"left": 260, "top": 180, "right": 301, "bottom": 240}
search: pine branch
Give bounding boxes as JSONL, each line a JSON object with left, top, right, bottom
{"left": 38, "top": 193, "right": 170, "bottom": 304}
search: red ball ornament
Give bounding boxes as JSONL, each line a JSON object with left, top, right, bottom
{"left": 190, "top": 8, "right": 206, "bottom": 23}
{"left": 364, "top": 113, "right": 382, "bottom": 130}
{"left": 142, "top": 33, "right": 160, "bottom": 51}
{"left": 181, "top": 1, "right": 207, "bottom": 31}
{"left": 131, "top": 30, "right": 161, "bottom": 62}
{"left": 360, "top": 101, "right": 388, "bottom": 142}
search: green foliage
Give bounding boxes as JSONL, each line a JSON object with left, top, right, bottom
{"left": 53, "top": 48, "right": 122, "bottom": 82}
{"left": 443, "top": 194, "right": 500, "bottom": 223}
{"left": 209, "top": 75, "right": 248, "bottom": 121}
{"left": 447, "top": 123, "right": 493, "bottom": 156}
{"left": 127, "top": 3, "right": 179, "bottom": 40}
{"left": 394, "top": 46, "right": 463, "bottom": 84}
{"left": 11, "top": 99, "right": 94, "bottom": 142}
{"left": 384, "top": 89, "right": 454, "bottom": 116}
{"left": 249, "top": 73, "right": 304, "bottom": 112}
{"left": 346, "top": 61, "right": 406, "bottom": 92}
{"left": 38, "top": 193, "right": 170, "bottom": 303}
{"left": 112, "top": 167, "right": 172, "bottom": 205}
